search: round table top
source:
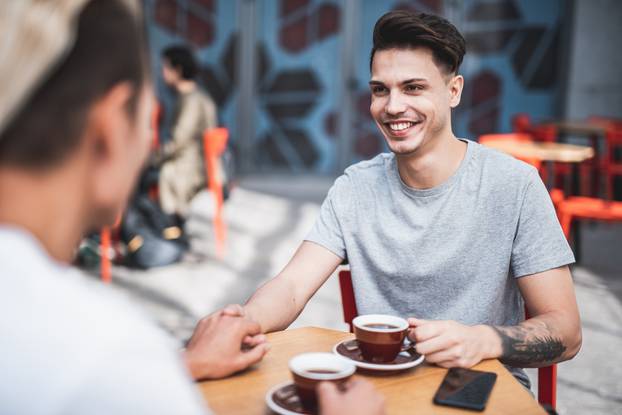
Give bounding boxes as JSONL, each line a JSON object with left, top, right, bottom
{"left": 483, "top": 140, "right": 594, "bottom": 163}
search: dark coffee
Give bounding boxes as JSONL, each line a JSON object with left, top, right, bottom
{"left": 363, "top": 323, "right": 399, "bottom": 330}
{"left": 305, "top": 369, "right": 339, "bottom": 375}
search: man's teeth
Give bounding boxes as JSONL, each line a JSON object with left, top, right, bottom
{"left": 388, "top": 121, "right": 418, "bottom": 131}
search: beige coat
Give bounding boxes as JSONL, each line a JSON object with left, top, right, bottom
{"left": 159, "top": 88, "right": 217, "bottom": 216}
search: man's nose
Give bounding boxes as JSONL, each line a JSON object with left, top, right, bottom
{"left": 385, "top": 90, "right": 407, "bottom": 115}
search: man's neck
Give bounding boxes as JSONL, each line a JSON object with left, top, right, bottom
{"left": 0, "top": 167, "right": 88, "bottom": 263}
{"left": 396, "top": 129, "right": 467, "bottom": 190}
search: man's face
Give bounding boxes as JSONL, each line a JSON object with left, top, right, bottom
{"left": 369, "top": 47, "right": 462, "bottom": 156}
{"left": 161, "top": 59, "right": 179, "bottom": 87}
{"left": 88, "top": 82, "right": 154, "bottom": 227}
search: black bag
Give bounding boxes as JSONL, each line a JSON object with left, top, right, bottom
{"left": 120, "top": 195, "right": 187, "bottom": 269}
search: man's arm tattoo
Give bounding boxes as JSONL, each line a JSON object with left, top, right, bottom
{"left": 492, "top": 324, "right": 566, "bottom": 366}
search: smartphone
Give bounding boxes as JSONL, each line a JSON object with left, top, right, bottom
{"left": 433, "top": 367, "right": 497, "bottom": 411}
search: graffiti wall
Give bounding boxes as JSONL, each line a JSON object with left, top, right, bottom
{"left": 145, "top": 0, "right": 566, "bottom": 173}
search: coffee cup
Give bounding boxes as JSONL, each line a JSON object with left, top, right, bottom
{"left": 353, "top": 314, "right": 409, "bottom": 363}
{"left": 289, "top": 352, "right": 355, "bottom": 411}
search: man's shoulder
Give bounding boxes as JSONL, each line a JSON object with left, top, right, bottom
{"left": 0, "top": 229, "right": 174, "bottom": 358}
{"left": 472, "top": 140, "right": 538, "bottom": 185}
{"left": 344, "top": 153, "right": 392, "bottom": 174}
{"left": 0, "top": 242, "right": 189, "bottom": 410}
{"left": 339, "top": 153, "right": 392, "bottom": 184}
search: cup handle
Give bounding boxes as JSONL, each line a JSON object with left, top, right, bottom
{"left": 401, "top": 339, "right": 416, "bottom": 353}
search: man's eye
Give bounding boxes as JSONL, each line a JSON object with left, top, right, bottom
{"left": 406, "top": 85, "right": 422, "bottom": 92}
{"left": 371, "top": 86, "right": 386, "bottom": 94}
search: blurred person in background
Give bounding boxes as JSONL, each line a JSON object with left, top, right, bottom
{"left": 158, "top": 45, "right": 220, "bottom": 227}
{"left": 0, "top": 1, "right": 384, "bottom": 414}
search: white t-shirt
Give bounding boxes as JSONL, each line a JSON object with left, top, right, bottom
{"left": 0, "top": 226, "right": 209, "bottom": 415}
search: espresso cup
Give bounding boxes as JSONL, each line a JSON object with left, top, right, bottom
{"left": 289, "top": 352, "right": 355, "bottom": 411}
{"left": 353, "top": 314, "right": 409, "bottom": 363}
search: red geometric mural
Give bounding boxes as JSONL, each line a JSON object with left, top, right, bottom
{"left": 155, "top": 0, "right": 216, "bottom": 48}
{"left": 278, "top": 0, "right": 340, "bottom": 54}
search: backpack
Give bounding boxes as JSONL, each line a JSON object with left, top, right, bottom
{"left": 120, "top": 195, "right": 187, "bottom": 269}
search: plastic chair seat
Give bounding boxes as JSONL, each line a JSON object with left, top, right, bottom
{"left": 558, "top": 197, "right": 622, "bottom": 218}
{"left": 557, "top": 196, "right": 622, "bottom": 239}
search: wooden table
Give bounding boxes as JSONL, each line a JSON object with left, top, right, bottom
{"left": 540, "top": 120, "right": 610, "bottom": 199}
{"left": 545, "top": 120, "right": 606, "bottom": 137}
{"left": 482, "top": 140, "right": 594, "bottom": 164}
{"left": 198, "top": 327, "right": 546, "bottom": 415}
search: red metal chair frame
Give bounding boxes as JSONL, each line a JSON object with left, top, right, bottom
{"left": 511, "top": 114, "right": 593, "bottom": 194}
{"left": 203, "top": 127, "right": 229, "bottom": 258}
{"left": 338, "top": 269, "right": 557, "bottom": 409}
{"left": 99, "top": 104, "right": 163, "bottom": 282}
{"left": 99, "top": 215, "right": 121, "bottom": 283}
{"left": 588, "top": 117, "right": 622, "bottom": 199}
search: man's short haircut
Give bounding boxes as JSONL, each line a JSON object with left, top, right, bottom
{"left": 162, "top": 46, "right": 199, "bottom": 81}
{"left": 0, "top": 0, "right": 149, "bottom": 169}
{"left": 370, "top": 10, "right": 466, "bottom": 76}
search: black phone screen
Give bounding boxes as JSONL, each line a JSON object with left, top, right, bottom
{"left": 433, "top": 367, "right": 497, "bottom": 411}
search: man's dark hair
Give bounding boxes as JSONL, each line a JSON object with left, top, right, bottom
{"left": 370, "top": 10, "right": 466, "bottom": 75}
{"left": 0, "top": 0, "right": 149, "bottom": 169}
{"left": 162, "top": 45, "right": 199, "bottom": 80}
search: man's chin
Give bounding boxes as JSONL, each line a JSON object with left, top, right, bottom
{"left": 386, "top": 137, "right": 423, "bottom": 156}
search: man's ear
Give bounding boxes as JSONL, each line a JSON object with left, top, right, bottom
{"left": 448, "top": 74, "right": 464, "bottom": 108}
{"left": 82, "top": 81, "right": 136, "bottom": 225}
{"left": 87, "top": 81, "right": 135, "bottom": 163}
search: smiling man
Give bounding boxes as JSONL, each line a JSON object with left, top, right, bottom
{"left": 240, "top": 10, "right": 582, "bottom": 389}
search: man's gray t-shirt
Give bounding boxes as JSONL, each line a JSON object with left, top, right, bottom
{"left": 306, "top": 139, "right": 574, "bottom": 387}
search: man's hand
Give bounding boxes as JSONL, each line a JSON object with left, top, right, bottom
{"left": 408, "top": 318, "right": 501, "bottom": 368}
{"left": 183, "top": 308, "right": 270, "bottom": 380}
{"left": 317, "top": 378, "right": 385, "bottom": 415}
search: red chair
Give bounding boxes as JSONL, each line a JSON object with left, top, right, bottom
{"left": 338, "top": 269, "right": 558, "bottom": 409}
{"left": 100, "top": 227, "right": 112, "bottom": 283}
{"left": 510, "top": 113, "right": 557, "bottom": 142}
{"left": 588, "top": 117, "right": 622, "bottom": 199}
{"left": 99, "top": 215, "right": 121, "bottom": 283}
{"left": 203, "top": 127, "right": 229, "bottom": 258}
{"left": 511, "top": 113, "right": 532, "bottom": 134}
{"left": 557, "top": 195, "right": 622, "bottom": 240}
{"left": 149, "top": 102, "right": 163, "bottom": 201}
{"left": 510, "top": 115, "right": 590, "bottom": 193}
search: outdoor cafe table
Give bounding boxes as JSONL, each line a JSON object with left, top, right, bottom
{"left": 539, "top": 120, "right": 607, "bottom": 195}
{"left": 198, "top": 327, "right": 546, "bottom": 414}
{"left": 482, "top": 139, "right": 594, "bottom": 165}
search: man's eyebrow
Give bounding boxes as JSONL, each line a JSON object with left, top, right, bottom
{"left": 401, "top": 78, "right": 428, "bottom": 85}
{"left": 368, "top": 78, "right": 429, "bottom": 86}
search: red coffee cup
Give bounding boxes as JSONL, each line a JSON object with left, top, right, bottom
{"left": 353, "top": 314, "right": 409, "bottom": 363}
{"left": 289, "top": 352, "right": 355, "bottom": 411}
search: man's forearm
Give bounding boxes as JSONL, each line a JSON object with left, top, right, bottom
{"left": 244, "top": 276, "right": 302, "bottom": 333}
{"left": 491, "top": 312, "right": 581, "bottom": 367}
